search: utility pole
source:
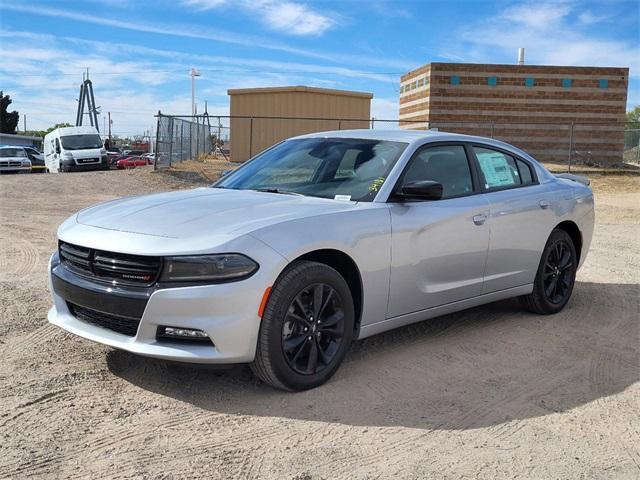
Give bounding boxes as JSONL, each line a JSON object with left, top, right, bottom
{"left": 190, "top": 68, "right": 200, "bottom": 117}
{"left": 23, "top": 114, "right": 26, "bottom": 133}
{"left": 108, "top": 112, "right": 112, "bottom": 142}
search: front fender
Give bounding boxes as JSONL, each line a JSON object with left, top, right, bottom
{"left": 250, "top": 205, "right": 392, "bottom": 328}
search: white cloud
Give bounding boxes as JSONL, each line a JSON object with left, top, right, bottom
{"left": 500, "top": 2, "right": 572, "bottom": 29}
{"left": 180, "top": 0, "right": 336, "bottom": 36}
{"left": 371, "top": 98, "right": 400, "bottom": 124}
{"left": 578, "top": 11, "right": 614, "bottom": 25}
{"left": 449, "top": 1, "right": 639, "bottom": 76}
{"left": 257, "top": 1, "right": 335, "bottom": 36}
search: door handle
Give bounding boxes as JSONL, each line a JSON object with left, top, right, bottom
{"left": 473, "top": 214, "right": 487, "bottom": 226}
{"left": 539, "top": 200, "right": 550, "bottom": 209}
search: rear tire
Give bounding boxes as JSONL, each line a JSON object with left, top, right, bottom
{"left": 251, "top": 261, "right": 355, "bottom": 391}
{"left": 520, "top": 229, "right": 577, "bottom": 314}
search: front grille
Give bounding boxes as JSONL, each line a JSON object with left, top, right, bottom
{"left": 68, "top": 303, "right": 141, "bottom": 336}
{"left": 59, "top": 241, "right": 161, "bottom": 286}
{"left": 0, "top": 160, "right": 23, "bottom": 167}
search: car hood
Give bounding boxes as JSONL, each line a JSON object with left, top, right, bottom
{"left": 76, "top": 187, "right": 357, "bottom": 239}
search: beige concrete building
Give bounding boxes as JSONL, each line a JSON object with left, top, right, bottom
{"left": 227, "top": 86, "right": 373, "bottom": 162}
{"left": 399, "top": 62, "right": 629, "bottom": 164}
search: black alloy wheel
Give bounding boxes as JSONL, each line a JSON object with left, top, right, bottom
{"left": 282, "top": 283, "right": 345, "bottom": 375}
{"left": 520, "top": 228, "right": 577, "bottom": 315}
{"left": 542, "top": 239, "right": 574, "bottom": 304}
{"left": 251, "top": 260, "right": 355, "bottom": 391}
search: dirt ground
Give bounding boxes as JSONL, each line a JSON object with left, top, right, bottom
{"left": 0, "top": 168, "right": 638, "bottom": 479}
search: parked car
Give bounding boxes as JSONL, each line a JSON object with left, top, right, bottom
{"left": 116, "top": 156, "right": 148, "bottom": 169}
{"left": 0, "top": 146, "right": 32, "bottom": 173}
{"left": 142, "top": 153, "right": 155, "bottom": 164}
{"left": 23, "top": 146, "right": 46, "bottom": 173}
{"left": 44, "top": 126, "right": 108, "bottom": 172}
{"left": 48, "top": 130, "right": 594, "bottom": 391}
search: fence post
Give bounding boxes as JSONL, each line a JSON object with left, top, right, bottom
{"left": 167, "top": 116, "right": 174, "bottom": 168}
{"left": 154, "top": 111, "right": 161, "bottom": 170}
{"left": 180, "top": 121, "right": 184, "bottom": 161}
{"left": 249, "top": 117, "right": 253, "bottom": 158}
{"left": 338, "top": 120, "right": 342, "bottom": 130}
{"left": 490, "top": 122, "right": 495, "bottom": 138}
{"left": 567, "top": 122, "right": 574, "bottom": 173}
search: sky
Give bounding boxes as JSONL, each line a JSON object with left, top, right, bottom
{"left": 0, "top": 0, "right": 638, "bottom": 138}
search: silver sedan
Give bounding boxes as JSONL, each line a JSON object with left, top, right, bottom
{"left": 48, "top": 130, "right": 594, "bottom": 390}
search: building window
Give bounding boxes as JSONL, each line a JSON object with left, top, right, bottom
{"left": 487, "top": 76, "right": 497, "bottom": 86}
{"left": 417, "top": 78, "right": 424, "bottom": 87}
{"left": 450, "top": 75, "right": 460, "bottom": 85}
{"left": 524, "top": 77, "right": 535, "bottom": 88}
{"left": 599, "top": 79, "right": 608, "bottom": 89}
{"left": 411, "top": 81, "right": 417, "bottom": 89}
{"left": 562, "top": 78, "right": 572, "bottom": 88}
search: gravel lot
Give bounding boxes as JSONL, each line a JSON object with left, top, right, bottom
{"left": 1, "top": 168, "right": 638, "bottom": 479}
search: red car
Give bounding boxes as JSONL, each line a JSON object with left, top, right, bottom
{"left": 116, "top": 156, "right": 151, "bottom": 169}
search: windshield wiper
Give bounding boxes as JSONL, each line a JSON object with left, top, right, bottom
{"left": 251, "top": 188, "right": 304, "bottom": 196}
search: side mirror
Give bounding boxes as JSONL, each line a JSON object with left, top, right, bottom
{"left": 55, "top": 145, "right": 61, "bottom": 154}
{"left": 398, "top": 180, "right": 443, "bottom": 201}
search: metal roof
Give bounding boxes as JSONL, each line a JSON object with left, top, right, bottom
{"left": 227, "top": 85, "right": 373, "bottom": 98}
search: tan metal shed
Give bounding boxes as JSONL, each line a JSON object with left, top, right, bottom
{"left": 227, "top": 86, "right": 373, "bottom": 162}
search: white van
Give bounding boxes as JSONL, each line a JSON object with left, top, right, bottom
{"left": 44, "top": 126, "right": 108, "bottom": 172}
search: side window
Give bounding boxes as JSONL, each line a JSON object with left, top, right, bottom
{"left": 516, "top": 158, "right": 534, "bottom": 185}
{"left": 473, "top": 147, "right": 535, "bottom": 190}
{"left": 402, "top": 145, "right": 473, "bottom": 199}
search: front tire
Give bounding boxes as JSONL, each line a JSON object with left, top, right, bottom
{"left": 251, "top": 261, "right": 355, "bottom": 391}
{"left": 520, "top": 229, "right": 577, "bottom": 314}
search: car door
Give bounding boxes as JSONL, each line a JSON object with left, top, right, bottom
{"left": 470, "top": 145, "right": 557, "bottom": 293}
{"left": 387, "top": 143, "right": 491, "bottom": 318}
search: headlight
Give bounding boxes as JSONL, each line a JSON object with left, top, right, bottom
{"left": 62, "top": 153, "right": 74, "bottom": 160}
{"left": 160, "top": 254, "right": 258, "bottom": 282}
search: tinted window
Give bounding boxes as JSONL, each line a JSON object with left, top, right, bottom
{"left": 516, "top": 158, "right": 534, "bottom": 185}
{"left": 402, "top": 145, "right": 473, "bottom": 198}
{"left": 216, "top": 138, "right": 407, "bottom": 202}
{"left": 474, "top": 147, "right": 533, "bottom": 190}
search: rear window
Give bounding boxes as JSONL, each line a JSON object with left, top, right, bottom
{"left": 0, "top": 148, "right": 26, "bottom": 158}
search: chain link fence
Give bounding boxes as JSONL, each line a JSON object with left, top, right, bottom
{"left": 624, "top": 128, "right": 640, "bottom": 164}
{"left": 155, "top": 113, "right": 218, "bottom": 168}
{"left": 154, "top": 112, "right": 631, "bottom": 171}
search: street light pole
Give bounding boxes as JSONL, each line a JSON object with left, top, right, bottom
{"left": 190, "top": 68, "right": 200, "bottom": 117}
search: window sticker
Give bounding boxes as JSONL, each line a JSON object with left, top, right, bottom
{"left": 477, "top": 152, "right": 515, "bottom": 188}
{"left": 334, "top": 195, "right": 352, "bottom": 201}
{"left": 368, "top": 177, "right": 386, "bottom": 192}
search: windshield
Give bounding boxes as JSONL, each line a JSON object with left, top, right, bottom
{"left": 60, "top": 134, "right": 103, "bottom": 150}
{"left": 215, "top": 138, "right": 407, "bottom": 202}
{"left": 0, "top": 148, "right": 26, "bottom": 157}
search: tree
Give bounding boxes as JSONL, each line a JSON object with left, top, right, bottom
{"left": 626, "top": 105, "right": 640, "bottom": 128}
{"left": 25, "top": 123, "right": 73, "bottom": 138}
{"left": 0, "top": 91, "right": 19, "bottom": 134}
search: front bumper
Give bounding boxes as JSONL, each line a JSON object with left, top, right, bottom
{"left": 0, "top": 165, "right": 31, "bottom": 172}
{"left": 47, "top": 252, "right": 273, "bottom": 364}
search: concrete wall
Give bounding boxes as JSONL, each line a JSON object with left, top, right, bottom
{"left": 399, "top": 63, "right": 629, "bottom": 165}
{"left": 228, "top": 86, "right": 372, "bottom": 162}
